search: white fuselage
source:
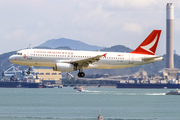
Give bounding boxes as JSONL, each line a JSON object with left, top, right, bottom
{"left": 9, "top": 49, "right": 163, "bottom": 69}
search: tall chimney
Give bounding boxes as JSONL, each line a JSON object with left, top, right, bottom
{"left": 166, "top": 3, "right": 174, "bottom": 68}
{"left": 165, "top": 3, "right": 178, "bottom": 80}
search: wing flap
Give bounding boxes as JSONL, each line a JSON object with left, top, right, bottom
{"left": 64, "top": 53, "right": 107, "bottom": 67}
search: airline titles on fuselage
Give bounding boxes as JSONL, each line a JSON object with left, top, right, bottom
{"left": 34, "top": 50, "right": 73, "bottom": 54}
{"left": 32, "top": 50, "right": 124, "bottom": 60}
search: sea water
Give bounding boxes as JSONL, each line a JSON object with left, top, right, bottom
{"left": 0, "top": 87, "right": 179, "bottom": 120}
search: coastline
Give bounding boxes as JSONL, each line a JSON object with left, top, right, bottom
{"left": 66, "top": 85, "right": 116, "bottom": 88}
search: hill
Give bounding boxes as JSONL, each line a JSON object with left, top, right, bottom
{"left": 38, "top": 38, "right": 103, "bottom": 51}
{"left": 101, "top": 45, "right": 133, "bottom": 52}
{"left": 34, "top": 46, "right": 72, "bottom": 50}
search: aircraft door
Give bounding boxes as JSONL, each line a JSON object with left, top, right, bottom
{"left": 129, "top": 55, "right": 134, "bottom": 64}
{"left": 27, "top": 49, "right": 32, "bottom": 60}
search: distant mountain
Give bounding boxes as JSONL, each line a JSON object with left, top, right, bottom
{"left": 101, "top": 45, "right": 133, "bottom": 52}
{"left": 55, "top": 46, "right": 72, "bottom": 50}
{"left": 33, "top": 46, "right": 52, "bottom": 49}
{"left": 35, "top": 44, "right": 132, "bottom": 52}
{"left": 38, "top": 38, "right": 103, "bottom": 51}
{"left": 34, "top": 46, "right": 72, "bottom": 50}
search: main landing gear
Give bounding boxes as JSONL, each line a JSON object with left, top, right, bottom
{"left": 78, "top": 72, "right": 85, "bottom": 77}
{"left": 78, "top": 69, "right": 85, "bottom": 77}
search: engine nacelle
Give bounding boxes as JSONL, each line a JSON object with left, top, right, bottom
{"left": 53, "top": 63, "right": 76, "bottom": 72}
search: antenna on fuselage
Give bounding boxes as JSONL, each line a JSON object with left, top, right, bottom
{"left": 28, "top": 44, "right": 32, "bottom": 49}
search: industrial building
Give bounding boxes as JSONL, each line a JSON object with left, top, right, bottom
{"left": 33, "top": 69, "right": 62, "bottom": 86}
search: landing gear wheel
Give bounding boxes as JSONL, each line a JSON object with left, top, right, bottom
{"left": 27, "top": 71, "right": 30, "bottom": 75}
{"left": 81, "top": 72, "right": 85, "bottom": 77}
{"left": 78, "top": 72, "right": 81, "bottom": 77}
{"left": 78, "top": 72, "right": 85, "bottom": 77}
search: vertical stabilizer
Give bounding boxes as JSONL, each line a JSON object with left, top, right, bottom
{"left": 130, "top": 30, "right": 161, "bottom": 55}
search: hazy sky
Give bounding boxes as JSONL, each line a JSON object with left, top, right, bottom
{"left": 0, "top": 0, "right": 180, "bottom": 55}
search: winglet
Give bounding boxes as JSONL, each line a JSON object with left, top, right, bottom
{"left": 130, "top": 30, "right": 161, "bottom": 55}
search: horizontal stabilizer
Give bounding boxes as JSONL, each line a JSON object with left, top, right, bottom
{"left": 142, "top": 56, "right": 163, "bottom": 61}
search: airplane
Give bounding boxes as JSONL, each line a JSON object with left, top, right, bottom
{"left": 9, "top": 30, "right": 163, "bottom": 77}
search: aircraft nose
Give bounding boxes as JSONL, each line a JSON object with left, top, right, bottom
{"left": 9, "top": 55, "right": 15, "bottom": 62}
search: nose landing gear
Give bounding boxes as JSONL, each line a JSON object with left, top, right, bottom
{"left": 27, "top": 66, "right": 31, "bottom": 75}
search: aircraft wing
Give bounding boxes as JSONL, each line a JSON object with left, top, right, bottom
{"left": 142, "top": 56, "right": 162, "bottom": 61}
{"left": 65, "top": 53, "right": 107, "bottom": 68}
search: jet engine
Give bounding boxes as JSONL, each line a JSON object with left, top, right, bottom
{"left": 53, "top": 63, "right": 76, "bottom": 72}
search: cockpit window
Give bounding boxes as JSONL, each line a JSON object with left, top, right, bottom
{"left": 15, "top": 52, "right": 22, "bottom": 55}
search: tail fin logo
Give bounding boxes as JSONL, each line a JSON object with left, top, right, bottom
{"left": 140, "top": 34, "right": 158, "bottom": 54}
{"left": 130, "top": 30, "right": 161, "bottom": 55}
